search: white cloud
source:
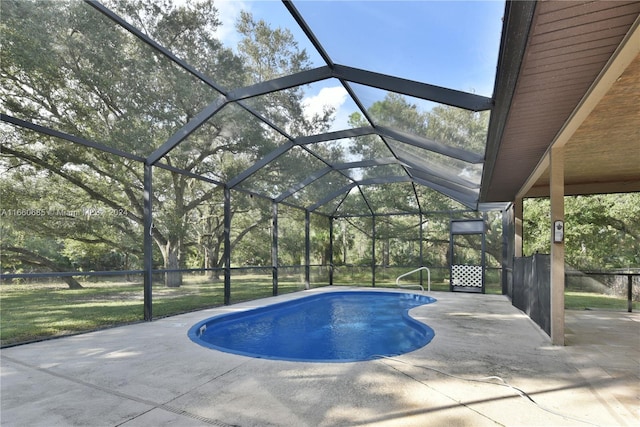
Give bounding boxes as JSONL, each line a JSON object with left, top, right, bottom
{"left": 302, "top": 86, "right": 349, "bottom": 129}
{"left": 211, "top": 0, "right": 249, "bottom": 48}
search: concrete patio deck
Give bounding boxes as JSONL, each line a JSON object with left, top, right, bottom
{"left": 1, "top": 288, "right": 638, "bottom": 426}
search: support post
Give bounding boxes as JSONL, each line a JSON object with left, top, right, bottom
{"left": 305, "top": 210, "right": 310, "bottom": 290}
{"left": 482, "top": 213, "right": 487, "bottom": 294}
{"left": 515, "top": 197, "right": 523, "bottom": 258}
{"left": 501, "top": 206, "right": 514, "bottom": 295}
{"left": 272, "top": 201, "right": 278, "bottom": 296}
{"left": 223, "top": 187, "right": 231, "bottom": 305}
{"left": 143, "top": 164, "right": 153, "bottom": 321}
{"left": 628, "top": 274, "right": 633, "bottom": 313}
{"left": 372, "top": 216, "right": 376, "bottom": 287}
{"left": 329, "top": 217, "right": 334, "bottom": 286}
{"left": 419, "top": 213, "right": 424, "bottom": 288}
{"left": 550, "top": 146, "right": 565, "bottom": 345}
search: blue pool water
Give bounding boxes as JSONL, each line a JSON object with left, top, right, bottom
{"left": 188, "top": 291, "right": 436, "bottom": 362}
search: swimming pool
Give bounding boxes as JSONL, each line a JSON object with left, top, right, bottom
{"left": 188, "top": 291, "right": 436, "bottom": 362}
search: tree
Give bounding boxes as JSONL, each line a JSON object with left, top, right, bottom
{"left": 0, "top": 0, "right": 331, "bottom": 287}
{"left": 524, "top": 194, "right": 640, "bottom": 269}
{"left": 0, "top": 128, "right": 146, "bottom": 287}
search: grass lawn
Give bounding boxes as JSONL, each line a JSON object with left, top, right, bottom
{"left": 565, "top": 291, "right": 639, "bottom": 311}
{"left": 0, "top": 280, "right": 144, "bottom": 346}
{"left": 1, "top": 275, "right": 636, "bottom": 346}
{"left": 0, "top": 273, "right": 311, "bottom": 346}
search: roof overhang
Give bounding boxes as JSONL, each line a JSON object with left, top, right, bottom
{"left": 482, "top": 1, "right": 640, "bottom": 202}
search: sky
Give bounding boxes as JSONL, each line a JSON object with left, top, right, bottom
{"left": 211, "top": 0, "right": 505, "bottom": 131}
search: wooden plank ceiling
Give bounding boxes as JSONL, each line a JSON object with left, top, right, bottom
{"left": 482, "top": 0, "right": 640, "bottom": 202}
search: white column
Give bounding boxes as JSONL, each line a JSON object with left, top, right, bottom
{"left": 550, "top": 146, "right": 565, "bottom": 346}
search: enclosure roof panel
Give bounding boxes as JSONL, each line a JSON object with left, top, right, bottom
{"left": 1, "top": 0, "right": 513, "bottom": 216}
{"left": 5, "top": 1, "right": 636, "bottom": 215}
{"left": 1, "top": 0, "right": 223, "bottom": 158}
{"left": 293, "top": 0, "right": 504, "bottom": 97}
{"left": 236, "top": 145, "right": 330, "bottom": 198}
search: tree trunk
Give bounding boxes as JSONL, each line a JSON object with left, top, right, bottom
{"left": 198, "top": 229, "right": 223, "bottom": 281}
{"left": 164, "top": 241, "right": 182, "bottom": 288}
{"left": 3, "top": 246, "right": 84, "bottom": 289}
{"left": 63, "top": 276, "right": 84, "bottom": 289}
{"left": 207, "top": 247, "right": 221, "bottom": 280}
{"left": 124, "top": 253, "right": 133, "bottom": 282}
{"left": 383, "top": 240, "right": 390, "bottom": 267}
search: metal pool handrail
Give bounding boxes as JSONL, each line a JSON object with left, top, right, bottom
{"left": 396, "top": 267, "right": 431, "bottom": 292}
